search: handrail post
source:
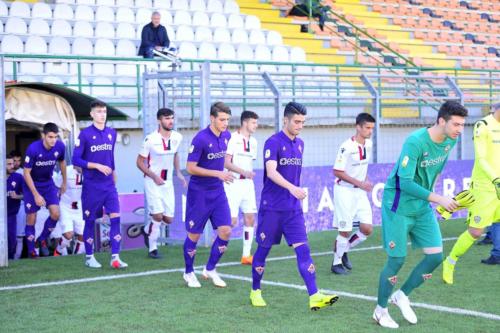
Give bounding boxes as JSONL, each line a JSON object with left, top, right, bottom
{"left": 361, "top": 74, "right": 380, "bottom": 163}
{"left": 262, "top": 72, "right": 282, "bottom": 133}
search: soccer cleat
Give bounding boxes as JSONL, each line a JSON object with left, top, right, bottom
{"left": 140, "top": 226, "right": 149, "bottom": 249}
{"left": 250, "top": 289, "right": 267, "bottom": 307}
{"left": 241, "top": 255, "right": 253, "bottom": 265}
{"left": 202, "top": 267, "right": 227, "bottom": 288}
{"left": 309, "top": 292, "right": 339, "bottom": 311}
{"left": 342, "top": 252, "right": 352, "bottom": 270}
{"left": 29, "top": 251, "right": 39, "bottom": 259}
{"left": 390, "top": 290, "right": 418, "bottom": 324}
{"left": 183, "top": 272, "right": 201, "bottom": 288}
{"left": 442, "top": 258, "right": 455, "bottom": 284}
{"left": 331, "top": 264, "right": 350, "bottom": 275}
{"left": 481, "top": 255, "right": 500, "bottom": 265}
{"left": 110, "top": 257, "right": 128, "bottom": 269}
{"left": 148, "top": 249, "right": 162, "bottom": 259}
{"left": 85, "top": 256, "right": 102, "bottom": 268}
{"left": 373, "top": 306, "right": 399, "bottom": 329}
{"left": 53, "top": 249, "right": 62, "bottom": 257}
{"left": 38, "top": 240, "right": 50, "bottom": 257}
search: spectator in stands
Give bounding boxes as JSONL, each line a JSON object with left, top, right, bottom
{"left": 287, "top": 0, "right": 331, "bottom": 32}
{"left": 138, "top": 11, "right": 171, "bottom": 59}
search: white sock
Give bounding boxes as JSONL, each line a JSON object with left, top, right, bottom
{"left": 74, "top": 240, "right": 85, "bottom": 255}
{"left": 348, "top": 230, "right": 368, "bottom": 249}
{"left": 148, "top": 220, "right": 161, "bottom": 252}
{"left": 15, "top": 236, "right": 24, "bottom": 259}
{"left": 333, "top": 235, "right": 349, "bottom": 266}
{"left": 242, "top": 226, "right": 254, "bottom": 257}
{"left": 57, "top": 236, "right": 71, "bottom": 253}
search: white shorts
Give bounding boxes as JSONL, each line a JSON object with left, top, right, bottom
{"left": 145, "top": 178, "right": 175, "bottom": 217}
{"left": 224, "top": 179, "right": 257, "bottom": 218}
{"left": 333, "top": 185, "right": 372, "bottom": 232}
{"left": 51, "top": 205, "right": 84, "bottom": 238}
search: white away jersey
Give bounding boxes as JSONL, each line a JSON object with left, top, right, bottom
{"left": 226, "top": 131, "right": 257, "bottom": 178}
{"left": 54, "top": 165, "right": 83, "bottom": 206}
{"left": 333, "top": 137, "right": 372, "bottom": 187}
{"left": 139, "top": 130, "right": 183, "bottom": 183}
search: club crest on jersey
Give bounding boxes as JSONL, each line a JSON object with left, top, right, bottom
{"left": 54, "top": 151, "right": 59, "bottom": 158}
{"left": 189, "top": 145, "right": 194, "bottom": 153}
{"left": 188, "top": 220, "right": 195, "bottom": 228}
{"left": 423, "top": 152, "right": 429, "bottom": 157}
{"left": 265, "top": 149, "right": 270, "bottom": 158}
{"left": 307, "top": 263, "right": 316, "bottom": 274}
{"left": 84, "top": 210, "right": 90, "bottom": 217}
{"left": 26, "top": 203, "right": 32, "bottom": 209}
{"left": 260, "top": 232, "right": 266, "bottom": 241}
{"left": 255, "top": 266, "right": 265, "bottom": 275}
{"left": 422, "top": 273, "right": 432, "bottom": 281}
{"left": 474, "top": 216, "right": 481, "bottom": 223}
{"left": 92, "top": 136, "right": 96, "bottom": 140}
{"left": 218, "top": 245, "right": 227, "bottom": 254}
{"left": 401, "top": 156, "right": 409, "bottom": 168}
{"left": 25, "top": 156, "right": 30, "bottom": 163}
{"left": 11, "top": 181, "right": 16, "bottom": 187}
{"left": 444, "top": 145, "right": 450, "bottom": 152}
{"left": 209, "top": 143, "right": 213, "bottom": 148}
{"left": 108, "top": 134, "right": 113, "bottom": 141}
{"left": 389, "top": 241, "right": 396, "bottom": 249}
{"left": 38, "top": 154, "right": 42, "bottom": 158}
{"left": 282, "top": 146, "right": 286, "bottom": 151}
{"left": 388, "top": 275, "right": 398, "bottom": 285}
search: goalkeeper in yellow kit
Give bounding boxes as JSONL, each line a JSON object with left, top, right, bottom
{"left": 443, "top": 103, "right": 500, "bottom": 284}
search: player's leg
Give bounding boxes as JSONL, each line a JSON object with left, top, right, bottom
{"left": 54, "top": 206, "right": 72, "bottom": 256}
{"left": 36, "top": 185, "right": 61, "bottom": 256}
{"left": 15, "top": 206, "right": 26, "bottom": 259}
{"left": 142, "top": 182, "right": 166, "bottom": 258}
{"left": 332, "top": 186, "right": 354, "bottom": 274}
{"left": 82, "top": 185, "right": 104, "bottom": 268}
{"left": 23, "top": 186, "right": 40, "bottom": 258}
{"left": 7, "top": 214, "right": 17, "bottom": 259}
{"left": 72, "top": 213, "right": 85, "bottom": 255}
{"left": 241, "top": 180, "right": 257, "bottom": 264}
{"left": 346, "top": 192, "right": 373, "bottom": 255}
{"left": 482, "top": 219, "right": 500, "bottom": 264}
{"left": 104, "top": 187, "right": 126, "bottom": 268}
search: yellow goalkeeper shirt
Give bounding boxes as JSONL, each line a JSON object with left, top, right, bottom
{"left": 471, "top": 114, "right": 500, "bottom": 191}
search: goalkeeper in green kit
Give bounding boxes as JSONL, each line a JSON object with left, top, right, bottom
{"left": 373, "top": 101, "right": 468, "bottom": 328}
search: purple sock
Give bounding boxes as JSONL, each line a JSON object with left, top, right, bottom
{"left": 83, "top": 219, "right": 95, "bottom": 256}
{"left": 295, "top": 244, "right": 318, "bottom": 296}
{"left": 110, "top": 217, "right": 121, "bottom": 255}
{"left": 38, "top": 216, "right": 57, "bottom": 241}
{"left": 252, "top": 246, "right": 271, "bottom": 290}
{"left": 183, "top": 237, "right": 198, "bottom": 274}
{"left": 25, "top": 225, "right": 36, "bottom": 254}
{"left": 205, "top": 237, "right": 229, "bottom": 271}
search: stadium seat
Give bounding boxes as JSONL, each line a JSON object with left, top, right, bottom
{"left": 73, "top": 21, "right": 94, "bottom": 38}
{"left": 175, "top": 25, "right": 194, "bottom": 42}
{"left": 116, "top": 7, "right": 135, "bottom": 23}
{"left": 166, "top": 25, "right": 175, "bottom": 42}
{"left": 231, "top": 28, "right": 249, "bottom": 44}
{"left": 290, "top": 47, "right": 306, "bottom": 62}
{"left": 115, "top": 77, "right": 137, "bottom": 97}
{"left": 0, "top": 1, "right": 8, "bottom": 17}
{"left": 96, "top": 0, "right": 115, "bottom": 5}
{"left": 1, "top": 35, "right": 23, "bottom": 53}
{"left": 93, "top": 39, "right": 115, "bottom": 75}
{"left": 254, "top": 44, "right": 271, "bottom": 61}
{"left": 248, "top": 29, "right": 266, "bottom": 45}
{"left": 135, "top": 0, "right": 152, "bottom": 7}
{"left": 17, "top": 75, "right": 37, "bottom": 83}
{"left": 5, "top": 17, "right": 27, "bottom": 34}
{"left": 9, "top": 1, "right": 30, "bottom": 18}
{"left": 236, "top": 44, "right": 254, "bottom": 61}
{"left": 116, "top": 0, "right": 134, "bottom": 6}
{"left": 272, "top": 45, "right": 289, "bottom": 62}
{"left": 23, "top": 36, "right": 47, "bottom": 74}
{"left": 136, "top": 8, "right": 152, "bottom": 25}
{"left": 178, "top": 41, "right": 198, "bottom": 59}
{"left": 57, "top": 0, "right": 76, "bottom": 3}
{"left": 70, "top": 37, "right": 93, "bottom": 75}
{"left": 245, "top": 15, "right": 261, "bottom": 30}
{"left": 206, "top": 0, "right": 223, "bottom": 13}
{"left": 53, "top": 4, "right": 74, "bottom": 20}
{"left": 67, "top": 77, "right": 91, "bottom": 95}
{"left": 115, "top": 39, "right": 136, "bottom": 57}
{"left": 218, "top": 43, "right": 236, "bottom": 60}
{"left": 213, "top": 27, "right": 231, "bottom": 43}
{"left": 32, "top": 2, "right": 52, "bottom": 19}
{"left": 91, "top": 77, "right": 115, "bottom": 97}
{"left": 192, "top": 11, "right": 210, "bottom": 26}
{"left": 198, "top": 42, "right": 217, "bottom": 59}
{"left": 194, "top": 26, "right": 212, "bottom": 42}
{"left": 49, "top": 37, "right": 71, "bottom": 55}
{"left": 42, "top": 76, "right": 64, "bottom": 85}
{"left": 174, "top": 10, "right": 192, "bottom": 26}
{"left": 190, "top": 0, "right": 206, "bottom": 12}
{"left": 224, "top": 1, "right": 240, "bottom": 14}
{"left": 76, "top": 0, "right": 95, "bottom": 5}
{"left": 28, "top": 19, "right": 50, "bottom": 36}
{"left": 171, "top": 0, "right": 188, "bottom": 11}
{"left": 153, "top": 0, "right": 170, "bottom": 10}
{"left": 116, "top": 22, "right": 136, "bottom": 39}
{"left": 74, "top": 5, "right": 95, "bottom": 21}
{"left": 266, "top": 31, "right": 283, "bottom": 46}
{"left": 95, "top": 6, "right": 115, "bottom": 22}
{"left": 227, "top": 14, "right": 244, "bottom": 29}
{"left": 210, "top": 13, "right": 227, "bottom": 28}
{"left": 51, "top": 20, "right": 73, "bottom": 37}
{"left": 95, "top": 22, "right": 115, "bottom": 39}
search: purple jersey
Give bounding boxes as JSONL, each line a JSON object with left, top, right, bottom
{"left": 7, "top": 172, "right": 23, "bottom": 216}
{"left": 260, "top": 131, "right": 304, "bottom": 211}
{"left": 24, "top": 139, "right": 65, "bottom": 185}
{"left": 187, "top": 126, "right": 231, "bottom": 191}
{"left": 72, "top": 125, "right": 116, "bottom": 185}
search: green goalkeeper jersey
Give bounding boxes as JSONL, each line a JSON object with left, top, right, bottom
{"left": 382, "top": 127, "right": 456, "bottom": 216}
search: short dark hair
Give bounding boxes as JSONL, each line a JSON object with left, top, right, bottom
{"left": 90, "top": 100, "right": 107, "bottom": 109}
{"left": 356, "top": 113, "right": 376, "bottom": 126}
{"left": 284, "top": 102, "right": 307, "bottom": 118}
{"left": 6, "top": 155, "right": 13, "bottom": 160}
{"left": 42, "top": 122, "right": 59, "bottom": 134}
{"left": 437, "top": 101, "right": 468, "bottom": 122}
{"left": 240, "top": 110, "right": 259, "bottom": 125}
{"left": 9, "top": 150, "right": 22, "bottom": 158}
{"left": 210, "top": 101, "right": 231, "bottom": 117}
{"left": 157, "top": 108, "right": 174, "bottom": 119}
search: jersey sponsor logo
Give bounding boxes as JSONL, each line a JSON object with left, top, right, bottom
{"left": 35, "top": 160, "right": 56, "bottom": 167}
{"left": 279, "top": 157, "right": 302, "bottom": 166}
{"left": 265, "top": 149, "right": 271, "bottom": 158}
{"left": 189, "top": 145, "right": 195, "bottom": 153}
{"left": 90, "top": 143, "right": 113, "bottom": 152}
{"left": 420, "top": 155, "right": 447, "bottom": 168}
{"left": 207, "top": 151, "right": 226, "bottom": 159}
{"left": 401, "top": 156, "right": 409, "bottom": 168}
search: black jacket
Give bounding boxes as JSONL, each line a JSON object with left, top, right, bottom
{"left": 138, "top": 22, "right": 170, "bottom": 56}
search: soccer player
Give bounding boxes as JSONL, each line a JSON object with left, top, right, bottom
{"left": 250, "top": 102, "right": 338, "bottom": 310}
{"left": 23, "top": 122, "right": 67, "bottom": 258}
{"left": 136, "top": 108, "right": 186, "bottom": 259}
{"left": 10, "top": 150, "right": 26, "bottom": 259}
{"left": 331, "top": 113, "right": 375, "bottom": 275}
{"left": 182, "top": 102, "right": 234, "bottom": 288}
{"left": 373, "top": 101, "right": 467, "bottom": 328}
{"left": 443, "top": 103, "right": 500, "bottom": 277}
{"left": 52, "top": 165, "right": 86, "bottom": 256}
{"left": 73, "top": 100, "right": 127, "bottom": 269}
{"left": 6, "top": 155, "right": 23, "bottom": 259}
{"left": 224, "top": 110, "right": 259, "bottom": 265}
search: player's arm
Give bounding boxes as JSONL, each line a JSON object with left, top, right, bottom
{"left": 72, "top": 134, "right": 112, "bottom": 176}
{"left": 58, "top": 159, "right": 67, "bottom": 195}
{"left": 333, "top": 169, "right": 372, "bottom": 191}
{"left": 186, "top": 137, "right": 233, "bottom": 183}
{"left": 10, "top": 178, "right": 23, "bottom": 200}
{"left": 224, "top": 154, "right": 255, "bottom": 179}
{"left": 474, "top": 121, "right": 497, "bottom": 181}
{"left": 174, "top": 152, "right": 187, "bottom": 187}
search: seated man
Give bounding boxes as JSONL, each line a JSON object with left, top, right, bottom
{"left": 287, "top": 0, "right": 331, "bottom": 32}
{"left": 138, "top": 11, "right": 171, "bottom": 59}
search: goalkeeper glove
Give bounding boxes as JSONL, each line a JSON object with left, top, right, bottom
{"left": 494, "top": 178, "right": 500, "bottom": 200}
{"left": 436, "top": 190, "right": 475, "bottom": 220}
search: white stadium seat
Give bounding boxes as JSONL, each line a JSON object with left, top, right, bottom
{"left": 236, "top": 44, "right": 254, "bottom": 61}
{"left": 51, "top": 20, "right": 73, "bottom": 37}
{"left": 95, "top": 22, "right": 115, "bottom": 38}
{"left": 198, "top": 42, "right": 217, "bottom": 59}
{"left": 213, "top": 27, "right": 231, "bottom": 43}
{"left": 28, "top": 19, "right": 50, "bottom": 36}
{"left": 206, "top": 0, "right": 223, "bottom": 13}
{"left": 115, "top": 39, "right": 136, "bottom": 57}
{"left": 171, "top": 0, "right": 188, "bottom": 11}
{"left": 175, "top": 25, "right": 194, "bottom": 42}
{"left": 190, "top": 0, "right": 205, "bottom": 11}
{"left": 157, "top": 10, "right": 172, "bottom": 25}
{"left": 93, "top": 39, "right": 115, "bottom": 75}
{"left": 174, "top": 10, "right": 191, "bottom": 26}
{"left": 254, "top": 44, "right": 271, "bottom": 61}
{"left": 218, "top": 43, "right": 236, "bottom": 60}
{"left": 116, "top": 7, "right": 135, "bottom": 23}
{"left": 53, "top": 4, "right": 74, "bottom": 20}
{"left": 0, "top": 1, "right": 8, "bottom": 16}
{"left": 266, "top": 31, "right": 283, "bottom": 46}
{"left": 224, "top": 1, "right": 240, "bottom": 14}
{"left": 192, "top": 11, "right": 209, "bottom": 26}
{"left": 76, "top": 0, "right": 95, "bottom": 5}
{"left": 95, "top": 6, "right": 115, "bottom": 22}
{"left": 74, "top": 5, "right": 94, "bottom": 21}
{"left": 166, "top": 25, "right": 175, "bottom": 41}
{"left": 115, "top": 22, "right": 136, "bottom": 39}
{"left": 73, "top": 21, "right": 94, "bottom": 37}
{"left": 5, "top": 17, "right": 28, "bottom": 34}
{"left": 70, "top": 37, "right": 93, "bottom": 76}
{"left": 178, "top": 41, "right": 198, "bottom": 59}
{"left": 227, "top": 14, "right": 244, "bottom": 29}
{"left": 210, "top": 12, "right": 227, "bottom": 28}
{"left": 272, "top": 45, "right": 289, "bottom": 62}
{"left": 9, "top": 1, "right": 30, "bottom": 18}
{"left": 32, "top": 3, "right": 52, "bottom": 19}
{"left": 1, "top": 35, "right": 23, "bottom": 53}
{"left": 25, "top": 36, "right": 47, "bottom": 54}
{"left": 231, "top": 28, "right": 248, "bottom": 44}
{"left": 245, "top": 15, "right": 261, "bottom": 30}
{"left": 194, "top": 26, "right": 212, "bottom": 42}
{"left": 135, "top": 0, "right": 152, "bottom": 7}
{"left": 153, "top": 0, "right": 170, "bottom": 10}
{"left": 248, "top": 29, "right": 266, "bottom": 45}
{"left": 43, "top": 76, "right": 64, "bottom": 85}
{"left": 57, "top": 0, "right": 76, "bottom": 4}
{"left": 96, "top": 0, "right": 115, "bottom": 5}
{"left": 115, "top": 77, "right": 137, "bottom": 96}
{"left": 46, "top": 44, "right": 70, "bottom": 74}
{"left": 67, "top": 77, "right": 91, "bottom": 95}
{"left": 116, "top": 0, "right": 134, "bottom": 6}
{"left": 290, "top": 46, "right": 306, "bottom": 62}
{"left": 136, "top": 8, "right": 152, "bottom": 25}
{"left": 91, "top": 77, "right": 115, "bottom": 97}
